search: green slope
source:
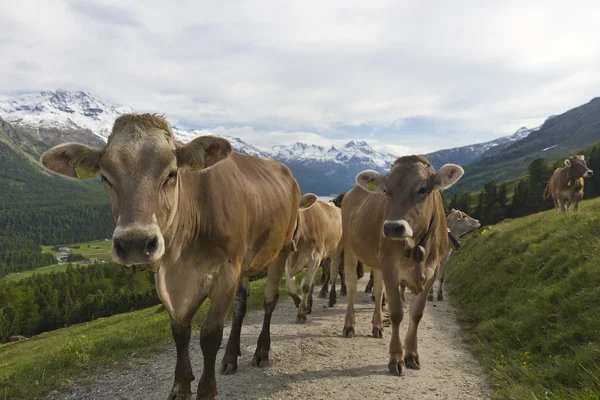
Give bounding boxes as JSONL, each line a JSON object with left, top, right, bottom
{"left": 447, "top": 197, "right": 600, "bottom": 400}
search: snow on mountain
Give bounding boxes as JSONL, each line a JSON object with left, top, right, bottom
{"left": 0, "top": 90, "right": 134, "bottom": 138}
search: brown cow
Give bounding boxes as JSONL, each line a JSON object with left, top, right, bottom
{"left": 9, "top": 335, "right": 26, "bottom": 342}
{"left": 41, "top": 114, "right": 300, "bottom": 400}
{"left": 330, "top": 156, "right": 463, "bottom": 376}
{"left": 285, "top": 197, "right": 342, "bottom": 323}
{"left": 319, "top": 253, "right": 365, "bottom": 299}
{"left": 544, "top": 154, "right": 593, "bottom": 212}
{"left": 430, "top": 209, "right": 480, "bottom": 301}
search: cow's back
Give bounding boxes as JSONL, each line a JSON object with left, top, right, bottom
{"left": 297, "top": 200, "right": 342, "bottom": 258}
{"left": 184, "top": 152, "right": 300, "bottom": 273}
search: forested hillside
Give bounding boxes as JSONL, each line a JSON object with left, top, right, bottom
{"left": 0, "top": 126, "right": 113, "bottom": 277}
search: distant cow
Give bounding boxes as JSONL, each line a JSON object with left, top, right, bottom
{"left": 319, "top": 253, "right": 365, "bottom": 299}
{"left": 544, "top": 155, "right": 593, "bottom": 212}
{"left": 285, "top": 197, "right": 342, "bottom": 323}
{"left": 430, "top": 209, "right": 480, "bottom": 301}
{"left": 9, "top": 335, "right": 26, "bottom": 342}
{"left": 330, "top": 155, "right": 463, "bottom": 375}
{"left": 41, "top": 114, "right": 300, "bottom": 400}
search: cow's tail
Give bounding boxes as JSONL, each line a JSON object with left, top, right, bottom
{"left": 543, "top": 183, "right": 551, "bottom": 200}
{"left": 290, "top": 214, "right": 300, "bottom": 252}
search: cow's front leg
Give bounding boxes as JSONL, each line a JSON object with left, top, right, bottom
{"left": 253, "top": 249, "right": 287, "bottom": 367}
{"left": 220, "top": 278, "right": 249, "bottom": 375}
{"left": 167, "top": 320, "right": 195, "bottom": 400}
{"left": 328, "top": 245, "right": 343, "bottom": 307}
{"left": 365, "top": 270, "right": 374, "bottom": 293}
{"left": 197, "top": 280, "right": 237, "bottom": 400}
{"left": 342, "top": 250, "right": 359, "bottom": 337}
{"left": 297, "top": 256, "right": 321, "bottom": 323}
{"left": 404, "top": 266, "right": 437, "bottom": 370}
{"left": 382, "top": 263, "right": 405, "bottom": 376}
{"left": 371, "top": 268, "right": 384, "bottom": 338}
{"left": 339, "top": 262, "right": 347, "bottom": 296}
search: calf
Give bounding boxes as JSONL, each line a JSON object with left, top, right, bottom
{"left": 544, "top": 155, "right": 593, "bottom": 211}
{"left": 331, "top": 156, "right": 463, "bottom": 375}
{"left": 41, "top": 114, "right": 300, "bottom": 400}
{"left": 285, "top": 197, "right": 343, "bottom": 323}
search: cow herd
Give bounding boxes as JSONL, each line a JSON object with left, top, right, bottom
{"left": 40, "top": 113, "right": 593, "bottom": 399}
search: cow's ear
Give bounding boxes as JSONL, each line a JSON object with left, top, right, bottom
{"left": 356, "top": 170, "right": 386, "bottom": 193}
{"left": 176, "top": 136, "right": 232, "bottom": 170}
{"left": 432, "top": 164, "right": 464, "bottom": 191}
{"left": 41, "top": 143, "right": 103, "bottom": 179}
{"left": 564, "top": 158, "right": 572, "bottom": 167}
{"left": 299, "top": 193, "right": 318, "bottom": 209}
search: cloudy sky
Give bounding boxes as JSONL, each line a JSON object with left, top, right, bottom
{"left": 1, "top": 0, "right": 599, "bottom": 154}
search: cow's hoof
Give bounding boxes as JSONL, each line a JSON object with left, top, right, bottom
{"left": 340, "top": 287, "right": 347, "bottom": 296}
{"left": 372, "top": 327, "right": 383, "bottom": 339}
{"left": 319, "top": 290, "right": 328, "bottom": 299}
{"left": 343, "top": 326, "right": 354, "bottom": 338}
{"left": 292, "top": 295, "right": 301, "bottom": 309}
{"left": 251, "top": 354, "right": 269, "bottom": 368}
{"left": 219, "top": 362, "right": 238, "bottom": 375}
{"left": 296, "top": 314, "right": 307, "bottom": 324}
{"left": 388, "top": 361, "right": 405, "bottom": 376}
{"left": 405, "top": 353, "right": 420, "bottom": 370}
{"left": 167, "top": 391, "right": 192, "bottom": 400}
{"left": 437, "top": 293, "right": 444, "bottom": 301}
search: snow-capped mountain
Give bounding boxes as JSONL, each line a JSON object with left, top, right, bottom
{"left": 422, "top": 125, "right": 540, "bottom": 169}
{"left": 0, "top": 90, "right": 134, "bottom": 139}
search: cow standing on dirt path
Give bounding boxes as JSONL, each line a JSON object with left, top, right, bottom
{"left": 41, "top": 114, "right": 300, "bottom": 400}
{"left": 285, "top": 197, "right": 343, "bottom": 323}
{"left": 330, "top": 155, "right": 463, "bottom": 376}
{"left": 544, "top": 154, "right": 593, "bottom": 212}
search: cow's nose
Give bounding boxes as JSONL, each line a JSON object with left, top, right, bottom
{"left": 113, "top": 236, "right": 159, "bottom": 263}
{"left": 588, "top": 170, "right": 594, "bottom": 177}
{"left": 383, "top": 220, "right": 412, "bottom": 239}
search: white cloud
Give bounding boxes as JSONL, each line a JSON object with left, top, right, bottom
{"left": 1, "top": 0, "right": 599, "bottom": 153}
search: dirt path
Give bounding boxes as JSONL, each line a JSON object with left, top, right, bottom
{"left": 46, "top": 281, "right": 490, "bottom": 400}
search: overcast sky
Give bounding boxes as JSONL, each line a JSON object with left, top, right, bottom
{"left": 1, "top": 0, "right": 599, "bottom": 154}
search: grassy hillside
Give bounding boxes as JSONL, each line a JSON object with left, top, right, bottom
{"left": 451, "top": 97, "right": 600, "bottom": 193}
{"left": 447, "top": 197, "right": 600, "bottom": 400}
{"left": 0, "top": 272, "right": 310, "bottom": 399}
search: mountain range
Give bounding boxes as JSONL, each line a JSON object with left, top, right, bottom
{"left": 1, "top": 90, "right": 598, "bottom": 195}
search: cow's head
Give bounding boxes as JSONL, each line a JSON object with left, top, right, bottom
{"left": 565, "top": 155, "right": 593, "bottom": 179}
{"left": 356, "top": 156, "right": 463, "bottom": 241}
{"left": 448, "top": 209, "right": 480, "bottom": 238}
{"left": 41, "top": 114, "right": 232, "bottom": 266}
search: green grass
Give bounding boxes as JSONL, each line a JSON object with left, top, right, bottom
{"left": 2, "top": 263, "right": 95, "bottom": 282}
{"left": 42, "top": 239, "right": 113, "bottom": 261}
{"left": 447, "top": 197, "right": 600, "bottom": 400}
{"left": 0, "top": 270, "right": 309, "bottom": 399}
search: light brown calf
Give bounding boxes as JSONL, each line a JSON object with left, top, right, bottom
{"left": 285, "top": 198, "right": 343, "bottom": 323}
{"left": 41, "top": 114, "right": 300, "bottom": 400}
{"left": 430, "top": 209, "right": 480, "bottom": 301}
{"left": 544, "top": 154, "right": 593, "bottom": 212}
{"left": 330, "top": 155, "right": 463, "bottom": 376}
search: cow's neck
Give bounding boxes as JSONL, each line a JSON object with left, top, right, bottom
{"left": 404, "top": 213, "right": 436, "bottom": 262}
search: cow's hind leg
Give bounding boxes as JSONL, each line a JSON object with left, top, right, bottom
{"left": 220, "top": 277, "right": 249, "bottom": 375}
{"left": 365, "top": 270, "right": 374, "bottom": 293}
{"left": 382, "top": 262, "right": 406, "bottom": 376}
{"left": 319, "top": 258, "right": 331, "bottom": 298}
{"left": 342, "top": 250, "right": 359, "bottom": 337}
{"left": 371, "top": 268, "right": 384, "bottom": 338}
{"left": 339, "top": 261, "right": 347, "bottom": 296}
{"left": 328, "top": 244, "right": 343, "bottom": 307}
{"left": 297, "top": 254, "right": 321, "bottom": 323}
{"left": 252, "top": 249, "right": 288, "bottom": 368}
{"left": 167, "top": 320, "right": 195, "bottom": 400}
{"left": 404, "top": 268, "right": 437, "bottom": 371}
{"left": 285, "top": 253, "right": 302, "bottom": 309}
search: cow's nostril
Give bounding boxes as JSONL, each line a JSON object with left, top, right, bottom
{"left": 394, "top": 224, "right": 405, "bottom": 237}
{"left": 144, "top": 236, "right": 158, "bottom": 256}
{"left": 114, "top": 239, "right": 126, "bottom": 260}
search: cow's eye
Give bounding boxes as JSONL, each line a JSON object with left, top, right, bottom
{"left": 417, "top": 186, "right": 427, "bottom": 195}
{"left": 101, "top": 176, "right": 112, "bottom": 187}
{"left": 165, "top": 171, "right": 177, "bottom": 183}
{"left": 383, "top": 188, "right": 390, "bottom": 196}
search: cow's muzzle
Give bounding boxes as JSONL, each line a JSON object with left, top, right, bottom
{"left": 112, "top": 225, "right": 165, "bottom": 265}
{"left": 585, "top": 170, "right": 594, "bottom": 178}
{"left": 383, "top": 220, "right": 413, "bottom": 240}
